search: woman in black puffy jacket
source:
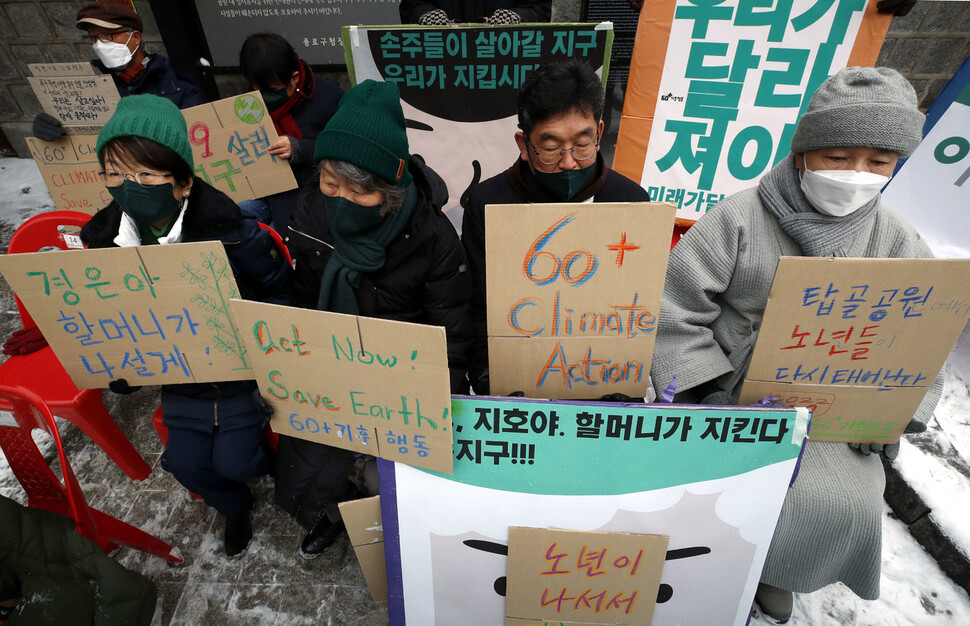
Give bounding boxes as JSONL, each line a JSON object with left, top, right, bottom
{"left": 276, "top": 80, "right": 472, "bottom": 558}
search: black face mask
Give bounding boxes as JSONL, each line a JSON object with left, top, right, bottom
{"left": 261, "top": 86, "right": 289, "bottom": 111}
{"left": 533, "top": 162, "right": 597, "bottom": 200}
{"left": 108, "top": 180, "right": 182, "bottom": 228}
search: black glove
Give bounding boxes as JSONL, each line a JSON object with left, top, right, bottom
{"left": 252, "top": 389, "right": 274, "bottom": 416}
{"left": 700, "top": 390, "right": 737, "bottom": 405}
{"left": 599, "top": 393, "right": 644, "bottom": 403}
{"left": 3, "top": 326, "right": 48, "bottom": 356}
{"left": 32, "top": 112, "right": 66, "bottom": 142}
{"left": 507, "top": 390, "right": 525, "bottom": 397}
{"left": 849, "top": 418, "right": 927, "bottom": 460}
{"left": 876, "top": 0, "right": 917, "bottom": 16}
{"left": 108, "top": 379, "right": 140, "bottom": 395}
{"left": 486, "top": 8, "right": 521, "bottom": 24}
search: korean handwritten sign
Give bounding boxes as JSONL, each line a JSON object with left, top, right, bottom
{"left": 228, "top": 300, "right": 454, "bottom": 474}
{"left": 740, "top": 257, "right": 970, "bottom": 442}
{"left": 613, "top": 0, "right": 891, "bottom": 221}
{"left": 505, "top": 527, "right": 668, "bottom": 626}
{"left": 382, "top": 396, "right": 809, "bottom": 625}
{"left": 0, "top": 242, "right": 254, "bottom": 388}
{"left": 348, "top": 24, "right": 613, "bottom": 213}
{"left": 181, "top": 92, "right": 297, "bottom": 204}
{"left": 485, "top": 202, "right": 675, "bottom": 399}
{"left": 25, "top": 134, "right": 109, "bottom": 214}
{"left": 27, "top": 62, "right": 119, "bottom": 134}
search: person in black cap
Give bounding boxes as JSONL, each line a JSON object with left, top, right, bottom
{"left": 31, "top": 0, "right": 203, "bottom": 142}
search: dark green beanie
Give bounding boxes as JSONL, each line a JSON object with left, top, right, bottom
{"left": 313, "top": 80, "right": 412, "bottom": 188}
{"left": 96, "top": 94, "right": 193, "bottom": 169}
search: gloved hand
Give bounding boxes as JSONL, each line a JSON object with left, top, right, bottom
{"left": 108, "top": 379, "right": 140, "bottom": 395}
{"left": 253, "top": 389, "right": 274, "bottom": 416}
{"left": 32, "top": 112, "right": 66, "bottom": 142}
{"left": 418, "top": 9, "right": 452, "bottom": 25}
{"left": 876, "top": 0, "right": 917, "bottom": 16}
{"left": 486, "top": 8, "right": 521, "bottom": 24}
{"left": 2, "top": 326, "right": 48, "bottom": 355}
{"left": 848, "top": 419, "right": 926, "bottom": 460}
{"left": 599, "top": 393, "right": 644, "bottom": 403}
{"left": 700, "top": 390, "right": 738, "bottom": 405}
{"left": 507, "top": 390, "right": 525, "bottom": 397}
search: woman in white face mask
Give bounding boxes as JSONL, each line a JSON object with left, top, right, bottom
{"left": 651, "top": 67, "right": 938, "bottom": 624}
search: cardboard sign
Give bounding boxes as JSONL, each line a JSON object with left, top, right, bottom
{"left": 381, "top": 396, "right": 810, "bottom": 625}
{"left": 613, "top": 0, "right": 891, "bottom": 221}
{"left": 0, "top": 242, "right": 254, "bottom": 388}
{"left": 339, "top": 496, "right": 388, "bottom": 603}
{"left": 27, "top": 62, "right": 119, "bottom": 134}
{"left": 181, "top": 92, "right": 297, "bottom": 204}
{"left": 228, "top": 300, "right": 454, "bottom": 473}
{"left": 739, "top": 257, "right": 970, "bottom": 442}
{"left": 346, "top": 24, "right": 613, "bottom": 215}
{"left": 25, "top": 134, "right": 109, "bottom": 214}
{"left": 485, "top": 202, "right": 675, "bottom": 399}
{"left": 505, "top": 527, "right": 668, "bottom": 626}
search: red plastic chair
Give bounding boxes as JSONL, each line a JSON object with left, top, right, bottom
{"left": 0, "top": 378, "right": 182, "bottom": 563}
{"left": 0, "top": 211, "right": 151, "bottom": 481}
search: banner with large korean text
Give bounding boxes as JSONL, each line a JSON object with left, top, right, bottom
{"left": 228, "top": 300, "right": 454, "bottom": 474}
{"left": 739, "top": 257, "right": 970, "bottom": 442}
{"left": 612, "top": 0, "right": 891, "bottom": 222}
{"left": 344, "top": 23, "right": 614, "bottom": 223}
{"left": 882, "top": 74, "right": 970, "bottom": 259}
{"left": 0, "top": 242, "right": 255, "bottom": 388}
{"left": 486, "top": 202, "right": 675, "bottom": 399}
{"left": 379, "top": 396, "right": 810, "bottom": 625}
{"left": 181, "top": 92, "right": 298, "bottom": 204}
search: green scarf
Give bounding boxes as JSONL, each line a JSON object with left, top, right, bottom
{"left": 317, "top": 183, "right": 417, "bottom": 314}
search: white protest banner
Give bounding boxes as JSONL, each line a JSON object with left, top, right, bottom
{"left": 381, "top": 396, "right": 810, "bottom": 625}
{"left": 24, "top": 134, "right": 109, "bottom": 214}
{"left": 486, "top": 202, "right": 674, "bottom": 399}
{"left": 0, "top": 242, "right": 253, "bottom": 388}
{"left": 739, "top": 257, "right": 970, "bottom": 442}
{"left": 882, "top": 78, "right": 970, "bottom": 259}
{"left": 228, "top": 300, "right": 454, "bottom": 473}
{"left": 181, "top": 92, "right": 298, "bottom": 204}
{"left": 27, "top": 62, "right": 119, "bottom": 134}
{"left": 613, "top": 0, "right": 891, "bottom": 222}
{"left": 345, "top": 23, "right": 613, "bottom": 221}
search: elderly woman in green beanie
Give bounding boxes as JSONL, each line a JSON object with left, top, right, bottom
{"left": 276, "top": 79, "right": 473, "bottom": 558}
{"left": 650, "top": 67, "right": 941, "bottom": 623}
{"left": 78, "top": 94, "right": 294, "bottom": 558}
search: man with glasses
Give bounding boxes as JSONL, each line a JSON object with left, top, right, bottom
{"left": 461, "top": 59, "right": 650, "bottom": 395}
{"left": 31, "top": 0, "right": 202, "bottom": 142}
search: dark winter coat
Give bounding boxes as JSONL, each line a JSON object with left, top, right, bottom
{"left": 460, "top": 155, "right": 650, "bottom": 393}
{"left": 94, "top": 53, "right": 203, "bottom": 109}
{"left": 80, "top": 178, "right": 294, "bottom": 425}
{"left": 0, "top": 495, "right": 156, "bottom": 625}
{"left": 399, "top": 0, "right": 551, "bottom": 22}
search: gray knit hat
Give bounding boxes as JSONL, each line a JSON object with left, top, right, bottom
{"left": 790, "top": 67, "right": 925, "bottom": 157}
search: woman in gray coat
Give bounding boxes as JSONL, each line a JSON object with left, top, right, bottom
{"left": 650, "top": 67, "right": 940, "bottom": 623}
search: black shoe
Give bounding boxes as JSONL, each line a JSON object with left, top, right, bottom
{"left": 299, "top": 517, "right": 345, "bottom": 560}
{"left": 754, "top": 583, "right": 792, "bottom": 624}
{"left": 224, "top": 504, "right": 253, "bottom": 558}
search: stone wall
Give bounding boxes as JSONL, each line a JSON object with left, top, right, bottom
{"left": 0, "top": 0, "right": 968, "bottom": 156}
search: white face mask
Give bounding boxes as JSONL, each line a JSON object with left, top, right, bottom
{"left": 799, "top": 165, "right": 890, "bottom": 217}
{"left": 92, "top": 32, "right": 134, "bottom": 69}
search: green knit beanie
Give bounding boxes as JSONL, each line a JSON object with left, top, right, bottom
{"left": 313, "top": 80, "right": 412, "bottom": 188}
{"left": 96, "top": 94, "right": 193, "bottom": 169}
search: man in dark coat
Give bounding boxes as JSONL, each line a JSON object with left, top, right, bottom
{"left": 461, "top": 59, "right": 650, "bottom": 395}
{"left": 31, "top": 0, "right": 203, "bottom": 142}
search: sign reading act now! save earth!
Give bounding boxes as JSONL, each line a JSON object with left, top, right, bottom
{"left": 740, "top": 257, "right": 970, "bottom": 443}
{"left": 228, "top": 300, "right": 454, "bottom": 474}
{"left": 486, "top": 202, "right": 675, "bottom": 399}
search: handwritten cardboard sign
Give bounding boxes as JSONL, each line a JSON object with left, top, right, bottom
{"left": 228, "top": 300, "right": 454, "bottom": 473}
{"left": 338, "top": 496, "right": 388, "bottom": 603}
{"left": 486, "top": 202, "right": 675, "bottom": 399}
{"left": 739, "top": 257, "right": 970, "bottom": 442}
{"left": 505, "top": 527, "right": 668, "bottom": 626}
{"left": 27, "top": 62, "right": 119, "bottom": 134}
{"left": 181, "top": 91, "right": 297, "bottom": 204}
{"left": 0, "top": 242, "right": 254, "bottom": 388}
{"left": 25, "top": 134, "right": 110, "bottom": 214}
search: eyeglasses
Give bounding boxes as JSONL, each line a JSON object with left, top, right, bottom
{"left": 82, "top": 30, "right": 132, "bottom": 44}
{"left": 99, "top": 169, "right": 174, "bottom": 187}
{"left": 528, "top": 137, "right": 600, "bottom": 165}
